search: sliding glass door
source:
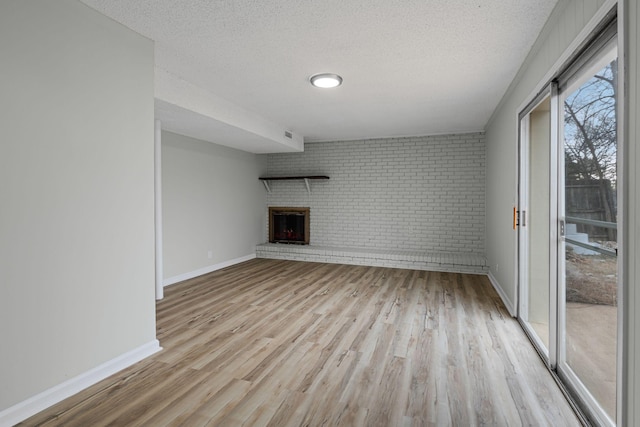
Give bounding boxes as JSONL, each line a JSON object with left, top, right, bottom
{"left": 518, "top": 20, "right": 620, "bottom": 427}
{"left": 518, "top": 90, "right": 555, "bottom": 362}
{"left": 557, "top": 41, "right": 618, "bottom": 426}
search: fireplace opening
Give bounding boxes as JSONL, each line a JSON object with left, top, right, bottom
{"left": 269, "top": 207, "right": 310, "bottom": 244}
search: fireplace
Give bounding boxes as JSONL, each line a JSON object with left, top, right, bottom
{"left": 269, "top": 207, "right": 310, "bottom": 244}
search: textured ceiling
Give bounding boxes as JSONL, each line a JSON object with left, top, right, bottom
{"left": 81, "top": 0, "right": 559, "bottom": 151}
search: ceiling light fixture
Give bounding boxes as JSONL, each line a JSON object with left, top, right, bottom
{"left": 310, "top": 73, "right": 343, "bottom": 88}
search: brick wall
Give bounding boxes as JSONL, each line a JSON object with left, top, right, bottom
{"left": 264, "top": 133, "right": 485, "bottom": 255}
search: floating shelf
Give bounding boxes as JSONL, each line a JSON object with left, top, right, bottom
{"left": 259, "top": 176, "right": 329, "bottom": 193}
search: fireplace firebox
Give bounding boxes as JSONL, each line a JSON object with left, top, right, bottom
{"left": 269, "top": 207, "right": 310, "bottom": 244}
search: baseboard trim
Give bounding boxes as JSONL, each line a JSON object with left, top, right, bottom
{"left": 0, "top": 340, "right": 161, "bottom": 427}
{"left": 487, "top": 271, "right": 516, "bottom": 317}
{"left": 257, "top": 244, "right": 488, "bottom": 275}
{"left": 163, "top": 253, "right": 256, "bottom": 287}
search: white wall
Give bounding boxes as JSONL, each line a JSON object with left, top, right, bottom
{"left": 265, "top": 133, "right": 485, "bottom": 254}
{"left": 485, "top": 0, "right": 610, "bottom": 308}
{"left": 0, "top": 0, "right": 156, "bottom": 414}
{"left": 162, "top": 131, "right": 266, "bottom": 282}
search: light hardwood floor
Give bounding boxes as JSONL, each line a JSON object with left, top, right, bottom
{"left": 21, "top": 259, "right": 580, "bottom": 426}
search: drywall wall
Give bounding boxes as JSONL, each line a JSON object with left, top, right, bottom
{"left": 264, "top": 133, "right": 485, "bottom": 255}
{"left": 485, "top": 0, "right": 610, "bottom": 308}
{"left": 162, "top": 131, "right": 266, "bottom": 282}
{"left": 0, "top": 0, "right": 156, "bottom": 414}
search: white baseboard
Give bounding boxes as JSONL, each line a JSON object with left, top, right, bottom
{"left": 0, "top": 340, "right": 161, "bottom": 427}
{"left": 487, "top": 271, "right": 516, "bottom": 317}
{"left": 163, "top": 253, "right": 256, "bottom": 287}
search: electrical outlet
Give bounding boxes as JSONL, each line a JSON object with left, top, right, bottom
{"left": 495, "top": 264, "right": 499, "bottom": 273}
{"left": 207, "top": 250, "right": 213, "bottom": 259}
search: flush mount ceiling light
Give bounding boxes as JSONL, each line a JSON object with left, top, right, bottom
{"left": 309, "top": 73, "right": 343, "bottom": 88}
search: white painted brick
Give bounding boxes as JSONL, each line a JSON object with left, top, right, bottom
{"left": 263, "top": 133, "right": 485, "bottom": 257}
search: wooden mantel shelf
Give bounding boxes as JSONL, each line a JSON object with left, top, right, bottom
{"left": 259, "top": 176, "right": 329, "bottom": 193}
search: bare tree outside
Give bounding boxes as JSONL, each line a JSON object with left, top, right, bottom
{"left": 564, "top": 59, "right": 618, "bottom": 241}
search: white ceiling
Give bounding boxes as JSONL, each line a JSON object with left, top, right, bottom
{"left": 81, "top": 0, "right": 559, "bottom": 152}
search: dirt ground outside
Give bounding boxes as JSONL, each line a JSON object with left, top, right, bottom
{"left": 565, "top": 249, "right": 617, "bottom": 306}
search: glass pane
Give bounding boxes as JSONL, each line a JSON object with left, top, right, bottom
{"left": 527, "top": 97, "right": 551, "bottom": 351}
{"left": 563, "top": 58, "right": 617, "bottom": 421}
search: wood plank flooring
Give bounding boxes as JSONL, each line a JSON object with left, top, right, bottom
{"left": 21, "top": 259, "right": 580, "bottom": 426}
